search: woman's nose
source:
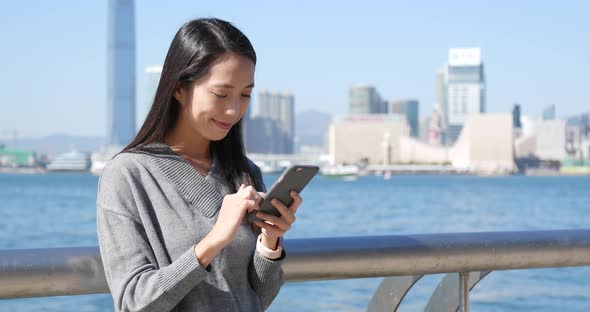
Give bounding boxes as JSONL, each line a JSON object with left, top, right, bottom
{"left": 225, "top": 97, "right": 241, "bottom": 116}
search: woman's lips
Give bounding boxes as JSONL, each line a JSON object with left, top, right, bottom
{"left": 213, "top": 119, "right": 233, "bottom": 130}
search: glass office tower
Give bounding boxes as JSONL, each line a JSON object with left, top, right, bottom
{"left": 392, "top": 99, "right": 420, "bottom": 138}
{"left": 445, "top": 48, "right": 486, "bottom": 145}
{"left": 107, "top": 0, "right": 136, "bottom": 147}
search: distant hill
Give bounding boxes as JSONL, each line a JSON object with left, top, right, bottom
{"left": 2, "top": 111, "right": 335, "bottom": 157}
{"left": 295, "top": 110, "right": 333, "bottom": 147}
{"left": 3, "top": 134, "right": 105, "bottom": 157}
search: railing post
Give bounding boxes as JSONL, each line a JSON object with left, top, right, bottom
{"left": 459, "top": 272, "right": 469, "bottom": 312}
{"left": 366, "top": 275, "right": 423, "bottom": 312}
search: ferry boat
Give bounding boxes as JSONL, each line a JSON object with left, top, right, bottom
{"left": 90, "top": 145, "right": 125, "bottom": 175}
{"left": 321, "top": 164, "right": 360, "bottom": 179}
{"left": 46, "top": 150, "right": 91, "bottom": 172}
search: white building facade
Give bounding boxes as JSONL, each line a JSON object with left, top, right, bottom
{"left": 329, "top": 114, "right": 409, "bottom": 165}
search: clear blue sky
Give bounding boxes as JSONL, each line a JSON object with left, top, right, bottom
{"left": 0, "top": 0, "right": 588, "bottom": 138}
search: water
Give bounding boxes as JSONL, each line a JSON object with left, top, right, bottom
{"left": 1, "top": 173, "right": 590, "bottom": 311}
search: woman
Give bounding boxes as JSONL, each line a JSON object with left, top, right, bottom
{"left": 97, "top": 18, "right": 299, "bottom": 312}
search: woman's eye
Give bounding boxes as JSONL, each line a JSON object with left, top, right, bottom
{"left": 241, "top": 94, "right": 251, "bottom": 98}
{"left": 211, "top": 92, "right": 227, "bottom": 98}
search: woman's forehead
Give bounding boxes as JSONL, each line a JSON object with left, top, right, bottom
{"left": 204, "top": 53, "right": 255, "bottom": 87}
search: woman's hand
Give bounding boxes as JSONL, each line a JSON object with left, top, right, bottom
{"left": 212, "top": 184, "right": 261, "bottom": 245}
{"left": 253, "top": 191, "right": 302, "bottom": 249}
{"left": 195, "top": 184, "right": 260, "bottom": 267}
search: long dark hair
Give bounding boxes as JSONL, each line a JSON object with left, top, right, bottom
{"left": 123, "top": 18, "right": 260, "bottom": 192}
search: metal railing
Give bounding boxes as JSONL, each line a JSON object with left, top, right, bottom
{"left": 2, "top": 229, "right": 590, "bottom": 311}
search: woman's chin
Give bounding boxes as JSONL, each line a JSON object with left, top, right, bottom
{"left": 207, "top": 131, "right": 231, "bottom": 142}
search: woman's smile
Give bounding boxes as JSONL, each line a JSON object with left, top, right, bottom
{"left": 213, "top": 119, "right": 233, "bottom": 130}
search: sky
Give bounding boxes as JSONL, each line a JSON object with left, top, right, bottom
{"left": 0, "top": 0, "right": 589, "bottom": 138}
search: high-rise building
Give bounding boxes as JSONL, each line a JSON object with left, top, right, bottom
{"left": 565, "top": 112, "right": 590, "bottom": 161}
{"left": 436, "top": 66, "right": 448, "bottom": 139}
{"left": 419, "top": 116, "right": 431, "bottom": 143}
{"left": 542, "top": 104, "right": 556, "bottom": 120}
{"left": 349, "top": 85, "right": 386, "bottom": 114}
{"left": 242, "top": 103, "right": 253, "bottom": 149}
{"left": 391, "top": 99, "right": 419, "bottom": 137}
{"left": 427, "top": 108, "right": 444, "bottom": 145}
{"left": 245, "top": 116, "right": 282, "bottom": 154}
{"left": 246, "top": 91, "right": 295, "bottom": 154}
{"left": 513, "top": 103, "right": 522, "bottom": 129}
{"left": 107, "top": 0, "right": 136, "bottom": 147}
{"left": 443, "top": 48, "right": 486, "bottom": 145}
{"left": 380, "top": 100, "right": 389, "bottom": 114}
{"left": 138, "top": 65, "right": 162, "bottom": 131}
{"left": 277, "top": 93, "right": 295, "bottom": 153}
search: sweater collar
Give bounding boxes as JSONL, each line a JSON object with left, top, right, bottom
{"left": 135, "top": 141, "right": 222, "bottom": 218}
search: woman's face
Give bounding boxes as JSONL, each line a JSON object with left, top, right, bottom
{"left": 175, "top": 52, "right": 254, "bottom": 142}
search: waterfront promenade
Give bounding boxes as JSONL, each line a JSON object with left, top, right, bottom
{"left": 1, "top": 173, "right": 590, "bottom": 311}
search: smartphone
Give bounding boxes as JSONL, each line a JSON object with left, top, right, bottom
{"left": 247, "top": 165, "right": 319, "bottom": 222}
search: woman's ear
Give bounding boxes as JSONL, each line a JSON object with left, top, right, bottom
{"left": 173, "top": 84, "right": 186, "bottom": 105}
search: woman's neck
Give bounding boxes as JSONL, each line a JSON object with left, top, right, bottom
{"left": 164, "top": 122, "right": 211, "bottom": 161}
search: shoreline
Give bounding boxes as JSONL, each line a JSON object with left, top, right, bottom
{"left": 0, "top": 168, "right": 92, "bottom": 175}
{"left": 1, "top": 167, "right": 588, "bottom": 177}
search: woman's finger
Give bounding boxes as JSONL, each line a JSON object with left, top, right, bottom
{"left": 289, "top": 191, "right": 303, "bottom": 213}
{"left": 255, "top": 212, "right": 291, "bottom": 231}
{"left": 248, "top": 187, "right": 261, "bottom": 203}
{"left": 240, "top": 185, "right": 258, "bottom": 200}
{"left": 253, "top": 221, "right": 284, "bottom": 238}
{"left": 270, "top": 199, "right": 296, "bottom": 223}
{"left": 242, "top": 199, "right": 257, "bottom": 212}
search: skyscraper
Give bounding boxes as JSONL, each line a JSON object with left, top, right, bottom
{"left": 444, "top": 48, "right": 486, "bottom": 145}
{"left": 513, "top": 103, "right": 522, "bottom": 128}
{"left": 428, "top": 108, "right": 444, "bottom": 145}
{"left": 277, "top": 93, "right": 295, "bottom": 153}
{"left": 107, "top": 0, "right": 136, "bottom": 147}
{"left": 391, "top": 99, "right": 419, "bottom": 137}
{"left": 246, "top": 91, "right": 295, "bottom": 154}
{"left": 138, "top": 65, "right": 162, "bottom": 131}
{"left": 435, "top": 66, "right": 448, "bottom": 137}
{"left": 542, "top": 104, "right": 556, "bottom": 120}
{"left": 349, "top": 85, "right": 386, "bottom": 114}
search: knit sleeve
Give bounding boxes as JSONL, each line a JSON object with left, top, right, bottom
{"left": 97, "top": 157, "right": 209, "bottom": 312}
{"left": 98, "top": 208, "right": 209, "bottom": 312}
{"left": 248, "top": 248, "right": 285, "bottom": 310}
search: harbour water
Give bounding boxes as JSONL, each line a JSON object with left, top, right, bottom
{"left": 1, "top": 173, "right": 590, "bottom": 311}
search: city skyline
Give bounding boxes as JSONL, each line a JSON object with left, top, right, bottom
{"left": 1, "top": 1, "right": 589, "bottom": 138}
{"left": 246, "top": 91, "right": 296, "bottom": 154}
